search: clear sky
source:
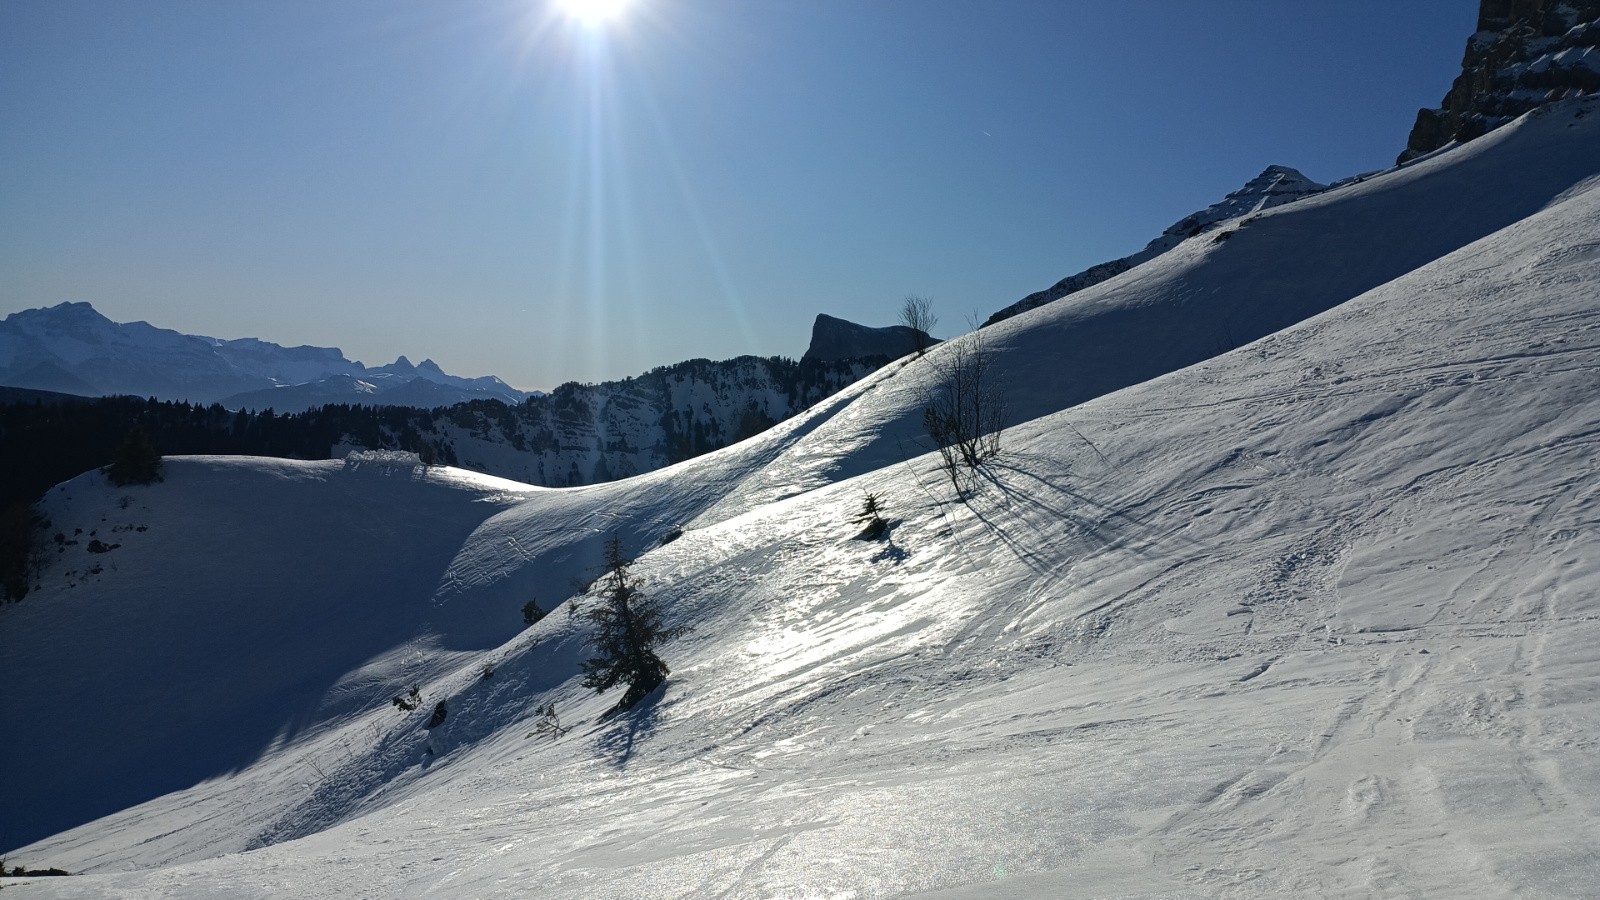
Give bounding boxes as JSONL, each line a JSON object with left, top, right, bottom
{"left": 0, "top": 0, "right": 1477, "bottom": 390}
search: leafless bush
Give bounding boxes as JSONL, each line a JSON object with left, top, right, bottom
{"left": 527, "top": 702, "right": 570, "bottom": 740}
{"left": 900, "top": 295, "right": 938, "bottom": 356}
{"left": 921, "top": 332, "right": 1005, "bottom": 490}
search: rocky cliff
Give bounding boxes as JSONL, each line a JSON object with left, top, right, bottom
{"left": 800, "top": 313, "right": 931, "bottom": 361}
{"left": 406, "top": 354, "right": 882, "bottom": 486}
{"left": 1400, "top": 0, "right": 1600, "bottom": 163}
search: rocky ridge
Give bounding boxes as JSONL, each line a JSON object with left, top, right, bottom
{"left": 412, "top": 353, "right": 883, "bottom": 487}
{"left": 1400, "top": 0, "right": 1600, "bottom": 162}
{"left": 800, "top": 313, "right": 932, "bottom": 361}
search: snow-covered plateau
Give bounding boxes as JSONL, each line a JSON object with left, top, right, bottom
{"left": 4, "top": 97, "right": 1600, "bottom": 898}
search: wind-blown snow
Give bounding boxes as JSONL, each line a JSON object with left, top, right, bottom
{"left": 4, "top": 98, "right": 1600, "bottom": 898}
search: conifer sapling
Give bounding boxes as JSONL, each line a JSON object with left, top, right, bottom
{"left": 578, "top": 535, "right": 690, "bottom": 715}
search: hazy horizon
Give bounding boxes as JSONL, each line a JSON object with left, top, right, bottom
{"left": 0, "top": 0, "right": 1475, "bottom": 390}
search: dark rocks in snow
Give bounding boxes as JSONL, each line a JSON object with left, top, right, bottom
{"left": 1400, "top": 0, "right": 1600, "bottom": 163}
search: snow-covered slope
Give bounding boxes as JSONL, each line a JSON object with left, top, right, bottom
{"left": 983, "top": 165, "right": 1327, "bottom": 326}
{"left": 0, "top": 455, "right": 539, "bottom": 853}
{"left": 4, "top": 99, "right": 1600, "bottom": 898}
{"left": 0, "top": 303, "right": 531, "bottom": 408}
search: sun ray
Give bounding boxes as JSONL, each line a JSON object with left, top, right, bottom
{"left": 557, "top": 0, "right": 630, "bottom": 27}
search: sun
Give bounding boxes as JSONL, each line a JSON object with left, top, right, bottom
{"left": 558, "top": 0, "right": 630, "bottom": 26}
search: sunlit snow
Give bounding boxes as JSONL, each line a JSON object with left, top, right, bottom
{"left": 4, "top": 97, "right": 1600, "bottom": 898}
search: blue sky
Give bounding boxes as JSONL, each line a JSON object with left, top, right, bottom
{"left": 0, "top": 1, "right": 1477, "bottom": 389}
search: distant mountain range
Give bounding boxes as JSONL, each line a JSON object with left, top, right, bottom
{"left": 0, "top": 302, "right": 533, "bottom": 410}
{"left": 0, "top": 306, "right": 920, "bottom": 493}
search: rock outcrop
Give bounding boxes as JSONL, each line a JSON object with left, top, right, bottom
{"left": 1399, "top": 0, "right": 1600, "bottom": 163}
{"left": 801, "top": 313, "right": 932, "bottom": 362}
{"left": 985, "top": 166, "right": 1326, "bottom": 327}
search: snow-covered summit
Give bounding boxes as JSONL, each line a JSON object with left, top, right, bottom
{"left": 983, "top": 164, "right": 1327, "bottom": 326}
{"left": 0, "top": 302, "right": 533, "bottom": 408}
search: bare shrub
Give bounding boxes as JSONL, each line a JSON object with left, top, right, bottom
{"left": 527, "top": 702, "right": 570, "bottom": 740}
{"left": 900, "top": 295, "right": 938, "bottom": 356}
{"left": 921, "top": 332, "right": 1006, "bottom": 490}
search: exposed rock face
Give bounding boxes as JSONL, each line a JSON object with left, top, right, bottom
{"left": 801, "top": 313, "right": 932, "bottom": 361}
{"left": 985, "top": 166, "right": 1326, "bottom": 326}
{"left": 1400, "top": 0, "right": 1600, "bottom": 163}
{"left": 420, "top": 354, "right": 883, "bottom": 486}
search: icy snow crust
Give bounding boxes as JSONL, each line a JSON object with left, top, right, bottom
{"left": 4, "top": 98, "right": 1600, "bottom": 897}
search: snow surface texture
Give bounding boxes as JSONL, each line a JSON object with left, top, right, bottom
{"left": 4, "top": 98, "right": 1600, "bottom": 897}
{"left": 0, "top": 303, "right": 531, "bottom": 408}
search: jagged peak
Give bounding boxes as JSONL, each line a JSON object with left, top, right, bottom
{"left": 1400, "top": 0, "right": 1600, "bottom": 163}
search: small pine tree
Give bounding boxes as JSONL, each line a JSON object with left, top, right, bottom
{"left": 852, "top": 492, "right": 887, "bottom": 540}
{"left": 104, "top": 424, "right": 163, "bottom": 486}
{"left": 579, "top": 535, "right": 690, "bottom": 715}
{"left": 522, "top": 598, "right": 546, "bottom": 626}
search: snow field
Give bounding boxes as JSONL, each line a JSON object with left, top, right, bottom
{"left": 4, "top": 98, "right": 1600, "bottom": 897}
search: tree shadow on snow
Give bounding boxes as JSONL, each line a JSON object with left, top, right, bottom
{"left": 592, "top": 687, "right": 666, "bottom": 770}
{"left": 960, "top": 452, "right": 1203, "bottom": 573}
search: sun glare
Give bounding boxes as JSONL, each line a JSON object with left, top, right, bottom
{"left": 558, "top": 0, "right": 629, "bottom": 26}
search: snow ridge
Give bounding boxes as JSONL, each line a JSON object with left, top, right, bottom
{"left": 983, "top": 165, "right": 1326, "bottom": 326}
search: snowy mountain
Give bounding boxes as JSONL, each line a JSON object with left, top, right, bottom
{"left": 407, "top": 354, "right": 890, "bottom": 486}
{"left": 0, "top": 310, "right": 913, "bottom": 493}
{"left": 1399, "top": 0, "right": 1600, "bottom": 163}
{"left": 4, "top": 79, "right": 1599, "bottom": 899}
{"left": 0, "top": 303, "right": 532, "bottom": 408}
{"left": 983, "top": 165, "right": 1327, "bottom": 326}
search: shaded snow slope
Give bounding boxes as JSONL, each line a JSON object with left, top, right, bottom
{"left": 5, "top": 102, "right": 1600, "bottom": 897}
{"left": 983, "top": 164, "right": 1327, "bottom": 326}
{"left": 0, "top": 457, "right": 539, "bottom": 852}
